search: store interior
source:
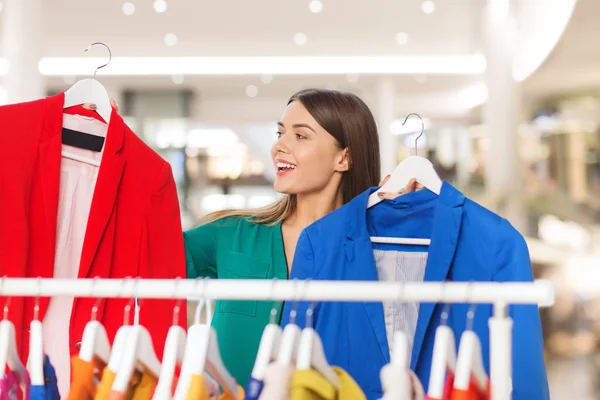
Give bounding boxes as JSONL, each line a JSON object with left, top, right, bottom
{"left": 3, "top": 0, "right": 600, "bottom": 397}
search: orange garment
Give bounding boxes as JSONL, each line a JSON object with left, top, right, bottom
{"left": 218, "top": 385, "right": 245, "bottom": 400}
{"left": 95, "top": 367, "right": 157, "bottom": 400}
{"left": 131, "top": 371, "right": 157, "bottom": 399}
{"left": 67, "top": 356, "right": 105, "bottom": 400}
{"left": 425, "top": 372, "right": 454, "bottom": 400}
{"left": 450, "top": 374, "right": 489, "bottom": 400}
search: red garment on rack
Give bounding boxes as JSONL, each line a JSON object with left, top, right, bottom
{"left": 0, "top": 92, "right": 187, "bottom": 362}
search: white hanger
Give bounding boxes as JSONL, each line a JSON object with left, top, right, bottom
{"left": 427, "top": 307, "right": 457, "bottom": 399}
{"left": 153, "top": 287, "right": 187, "bottom": 400}
{"left": 112, "top": 297, "right": 162, "bottom": 392}
{"left": 63, "top": 42, "right": 113, "bottom": 125}
{"left": 251, "top": 281, "right": 282, "bottom": 381}
{"left": 174, "top": 280, "right": 237, "bottom": 400}
{"left": 277, "top": 280, "right": 304, "bottom": 366}
{"left": 79, "top": 282, "right": 111, "bottom": 364}
{"left": 453, "top": 305, "right": 488, "bottom": 392}
{"left": 296, "top": 304, "right": 338, "bottom": 387}
{"left": 62, "top": 42, "right": 112, "bottom": 168}
{"left": 27, "top": 285, "right": 44, "bottom": 386}
{"left": 380, "top": 332, "right": 412, "bottom": 400}
{"left": 0, "top": 297, "right": 27, "bottom": 382}
{"left": 367, "top": 113, "right": 442, "bottom": 214}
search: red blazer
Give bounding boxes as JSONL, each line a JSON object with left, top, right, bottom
{"left": 0, "top": 93, "right": 187, "bottom": 361}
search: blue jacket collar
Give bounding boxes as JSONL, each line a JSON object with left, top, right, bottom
{"left": 343, "top": 181, "right": 465, "bottom": 369}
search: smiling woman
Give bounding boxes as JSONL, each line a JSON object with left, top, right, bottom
{"left": 183, "top": 88, "right": 408, "bottom": 387}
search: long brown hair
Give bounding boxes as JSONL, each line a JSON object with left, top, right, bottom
{"left": 202, "top": 88, "right": 381, "bottom": 225}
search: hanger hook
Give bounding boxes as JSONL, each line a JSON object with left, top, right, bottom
{"left": 85, "top": 42, "right": 112, "bottom": 80}
{"left": 133, "top": 277, "right": 143, "bottom": 326}
{"left": 171, "top": 277, "right": 183, "bottom": 326}
{"left": 91, "top": 276, "right": 102, "bottom": 321}
{"left": 440, "top": 280, "right": 451, "bottom": 326}
{"left": 203, "top": 277, "right": 213, "bottom": 324}
{"left": 402, "top": 112, "right": 425, "bottom": 156}
{"left": 289, "top": 278, "right": 301, "bottom": 325}
{"left": 2, "top": 276, "right": 9, "bottom": 321}
{"left": 33, "top": 276, "right": 42, "bottom": 321}
{"left": 193, "top": 277, "right": 206, "bottom": 325}
{"left": 269, "top": 278, "right": 280, "bottom": 325}
{"left": 466, "top": 280, "right": 477, "bottom": 331}
{"left": 304, "top": 279, "right": 315, "bottom": 329}
{"left": 122, "top": 276, "right": 135, "bottom": 325}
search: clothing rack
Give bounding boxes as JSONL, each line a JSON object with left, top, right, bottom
{"left": 0, "top": 278, "right": 555, "bottom": 400}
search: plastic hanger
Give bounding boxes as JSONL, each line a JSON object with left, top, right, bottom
{"left": 106, "top": 279, "right": 136, "bottom": 373}
{"left": 63, "top": 42, "right": 112, "bottom": 125}
{"left": 367, "top": 113, "right": 442, "bottom": 211}
{"left": 251, "top": 280, "right": 282, "bottom": 380}
{"left": 27, "top": 280, "right": 44, "bottom": 386}
{"left": 0, "top": 293, "right": 27, "bottom": 382}
{"left": 453, "top": 302, "right": 488, "bottom": 392}
{"left": 296, "top": 302, "right": 338, "bottom": 387}
{"left": 62, "top": 42, "right": 112, "bottom": 167}
{"left": 112, "top": 293, "right": 162, "bottom": 392}
{"left": 153, "top": 286, "right": 187, "bottom": 400}
{"left": 276, "top": 279, "right": 303, "bottom": 366}
{"left": 427, "top": 304, "right": 457, "bottom": 399}
{"left": 79, "top": 279, "right": 111, "bottom": 364}
{"left": 174, "top": 279, "right": 237, "bottom": 400}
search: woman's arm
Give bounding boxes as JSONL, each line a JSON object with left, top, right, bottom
{"left": 184, "top": 222, "right": 220, "bottom": 279}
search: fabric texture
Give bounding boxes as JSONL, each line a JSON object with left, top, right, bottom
{"left": 186, "top": 374, "right": 210, "bottom": 400}
{"left": 67, "top": 356, "right": 104, "bottom": 400}
{"left": 244, "top": 377, "right": 264, "bottom": 400}
{"left": 42, "top": 355, "right": 60, "bottom": 400}
{"left": 130, "top": 371, "right": 157, "bottom": 399}
{"left": 282, "top": 183, "right": 549, "bottom": 400}
{"left": 257, "top": 364, "right": 294, "bottom": 400}
{"left": 0, "top": 93, "right": 187, "bottom": 369}
{"left": 30, "top": 386, "right": 45, "bottom": 400}
{"left": 289, "top": 367, "right": 365, "bottom": 400}
{"left": 219, "top": 386, "right": 245, "bottom": 400}
{"left": 43, "top": 113, "right": 104, "bottom": 397}
{"left": 374, "top": 250, "right": 427, "bottom": 360}
{"left": 95, "top": 368, "right": 116, "bottom": 400}
{"left": 184, "top": 217, "right": 288, "bottom": 385}
{"left": 0, "top": 370, "right": 31, "bottom": 400}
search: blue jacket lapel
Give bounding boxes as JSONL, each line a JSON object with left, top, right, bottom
{"left": 410, "top": 182, "right": 464, "bottom": 370}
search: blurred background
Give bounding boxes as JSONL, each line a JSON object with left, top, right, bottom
{"left": 4, "top": 0, "right": 600, "bottom": 397}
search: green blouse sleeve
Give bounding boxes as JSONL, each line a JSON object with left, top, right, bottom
{"left": 184, "top": 221, "right": 220, "bottom": 279}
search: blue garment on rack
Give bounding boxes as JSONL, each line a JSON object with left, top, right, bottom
{"left": 282, "top": 182, "right": 549, "bottom": 400}
{"left": 244, "top": 377, "right": 264, "bottom": 400}
{"left": 31, "top": 355, "right": 60, "bottom": 400}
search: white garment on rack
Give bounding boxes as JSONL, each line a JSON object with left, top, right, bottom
{"left": 42, "top": 113, "right": 105, "bottom": 397}
{"left": 374, "top": 250, "right": 427, "bottom": 363}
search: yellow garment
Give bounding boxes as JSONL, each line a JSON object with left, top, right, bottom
{"left": 95, "top": 367, "right": 157, "bottom": 400}
{"left": 67, "top": 356, "right": 105, "bottom": 400}
{"left": 186, "top": 374, "right": 210, "bottom": 400}
{"left": 186, "top": 374, "right": 245, "bottom": 400}
{"left": 290, "top": 367, "right": 366, "bottom": 400}
{"left": 94, "top": 368, "right": 116, "bottom": 400}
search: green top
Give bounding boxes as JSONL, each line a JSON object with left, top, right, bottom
{"left": 184, "top": 216, "right": 288, "bottom": 386}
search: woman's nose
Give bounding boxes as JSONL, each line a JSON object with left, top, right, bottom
{"left": 275, "top": 134, "right": 292, "bottom": 153}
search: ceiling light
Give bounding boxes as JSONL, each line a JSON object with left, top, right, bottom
{"left": 293, "top": 32, "right": 308, "bottom": 46}
{"left": 309, "top": 0, "right": 323, "bottom": 13}
{"left": 122, "top": 2, "right": 135, "bottom": 15}
{"left": 153, "top": 0, "right": 168, "bottom": 13}
{"left": 164, "top": 33, "right": 178, "bottom": 47}
{"left": 421, "top": 1, "right": 436, "bottom": 14}
{"left": 246, "top": 85, "right": 258, "bottom": 97}
{"left": 395, "top": 32, "right": 409, "bottom": 45}
{"left": 37, "top": 55, "right": 486, "bottom": 76}
{"left": 172, "top": 73, "right": 184, "bottom": 84}
{"left": 260, "top": 74, "right": 273, "bottom": 84}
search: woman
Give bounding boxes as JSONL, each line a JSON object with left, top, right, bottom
{"left": 184, "top": 88, "right": 414, "bottom": 386}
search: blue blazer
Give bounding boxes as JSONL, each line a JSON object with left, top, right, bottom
{"left": 282, "top": 183, "right": 549, "bottom": 400}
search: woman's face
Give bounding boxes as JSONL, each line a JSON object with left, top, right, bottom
{"left": 271, "top": 101, "right": 349, "bottom": 196}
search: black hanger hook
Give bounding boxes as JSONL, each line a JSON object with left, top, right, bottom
{"left": 85, "top": 42, "right": 112, "bottom": 80}
{"left": 402, "top": 112, "right": 425, "bottom": 156}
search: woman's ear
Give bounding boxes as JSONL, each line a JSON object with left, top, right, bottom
{"left": 336, "top": 148, "right": 351, "bottom": 172}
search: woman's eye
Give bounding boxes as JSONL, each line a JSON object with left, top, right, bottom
{"left": 275, "top": 131, "right": 284, "bottom": 138}
{"left": 295, "top": 133, "right": 307, "bottom": 140}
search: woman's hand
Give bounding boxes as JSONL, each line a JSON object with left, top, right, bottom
{"left": 377, "top": 176, "right": 421, "bottom": 200}
{"left": 110, "top": 99, "right": 119, "bottom": 112}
